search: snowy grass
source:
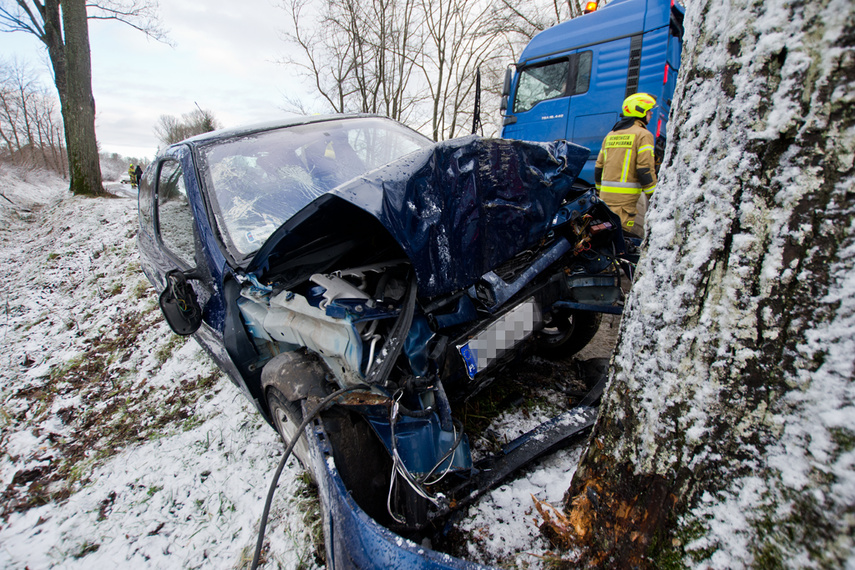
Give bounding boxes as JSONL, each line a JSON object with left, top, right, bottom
{"left": 0, "top": 172, "right": 321, "bottom": 569}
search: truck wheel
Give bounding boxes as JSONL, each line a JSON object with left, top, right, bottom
{"left": 267, "top": 387, "right": 312, "bottom": 471}
{"left": 537, "top": 310, "right": 602, "bottom": 359}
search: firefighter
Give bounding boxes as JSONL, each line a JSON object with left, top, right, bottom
{"left": 594, "top": 92, "right": 658, "bottom": 238}
{"left": 128, "top": 163, "right": 136, "bottom": 188}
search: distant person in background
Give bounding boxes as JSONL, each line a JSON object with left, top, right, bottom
{"left": 128, "top": 163, "right": 137, "bottom": 188}
{"left": 135, "top": 164, "right": 143, "bottom": 189}
{"left": 594, "top": 93, "right": 658, "bottom": 238}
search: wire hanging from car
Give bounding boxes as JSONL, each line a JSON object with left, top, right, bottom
{"left": 384, "top": 389, "right": 467, "bottom": 524}
{"left": 250, "top": 384, "right": 368, "bottom": 570}
{"left": 386, "top": 391, "right": 443, "bottom": 524}
{"left": 419, "top": 418, "right": 465, "bottom": 486}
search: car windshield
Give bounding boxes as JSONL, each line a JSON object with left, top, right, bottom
{"left": 198, "top": 117, "right": 432, "bottom": 259}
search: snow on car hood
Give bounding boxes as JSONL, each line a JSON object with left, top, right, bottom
{"left": 247, "top": 136, "right": 589, "bottom": 298}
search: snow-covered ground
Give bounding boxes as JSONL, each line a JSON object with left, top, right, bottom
{"left": 0, "top": 167, "right": 593, "bottom": 568}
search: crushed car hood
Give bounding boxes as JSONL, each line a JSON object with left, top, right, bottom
{"left": 247, "top": 136, "right": 589, "bottom": 298}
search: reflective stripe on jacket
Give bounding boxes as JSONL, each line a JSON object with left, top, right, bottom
{"left": 594, "top": 119, "right": 657, "bottom": 195}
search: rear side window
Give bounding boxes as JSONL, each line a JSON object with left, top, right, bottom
{"left": 572, "top": 51, "right": 593, "bottom": 94}
{"left": 513, "top": 51, "right": 593, "bottom": 113}
{"left": 156, "top": 160, "right": 196, "bottom": 267}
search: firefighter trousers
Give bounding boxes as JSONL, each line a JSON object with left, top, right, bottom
{"left": 600, "top": 191, "right": 647, "bottom": 239}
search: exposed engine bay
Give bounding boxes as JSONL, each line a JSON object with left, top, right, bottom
{"left": 235, "top": 180, "right": 628, "bottom": 529}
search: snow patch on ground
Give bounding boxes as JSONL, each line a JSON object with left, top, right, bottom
{"left": 458, "top": 444, "right": 584, "bottom": 567}
{"left": 0, "top": 173, "right": 320, "bottom": 569}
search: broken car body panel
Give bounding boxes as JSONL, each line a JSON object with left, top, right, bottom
{"left": 248, "top": 136, "right": 591, "bottom": 298}
{"left": 137, "top": 114, "right": 625, "bottom": 568}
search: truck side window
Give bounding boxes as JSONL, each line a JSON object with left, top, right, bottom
{"left": 514, "top": 60, "right": 570, "bottom": 113}
{"left": 573, "top": 51, "right": 593, "bottom": 94}
{"left": 156, "top": 160, "right": 196, "bottom": 268}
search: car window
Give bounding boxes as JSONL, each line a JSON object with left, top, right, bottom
{"left": 156, "top": 160, "right": 196, "bottom": 267}
{"left": 138, "top": 164, "right": 155, "bottom": 232}
{"left": 199, "top": 117, "right": 432, "bottom": 259}
{"left": 347, "top": 127, "right": 426, "bottom": 170}
{"left": 573, "top": 51, "right": 593, "bottom": 94}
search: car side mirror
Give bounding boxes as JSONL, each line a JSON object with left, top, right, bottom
{"left": 159, "top": 269, "right": 202, "bottom": 335}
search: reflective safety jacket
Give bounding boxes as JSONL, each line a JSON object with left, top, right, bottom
{"left": 594, "top": 118, "right": 656, "bottom": 196}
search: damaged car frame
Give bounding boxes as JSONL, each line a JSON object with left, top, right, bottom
{"left": 137, "top": 114, "right": 634, "bottom": 568}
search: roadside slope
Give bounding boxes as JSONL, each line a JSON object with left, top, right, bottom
{"left": 0, "top": 172, "right": 319, "bottom": 569}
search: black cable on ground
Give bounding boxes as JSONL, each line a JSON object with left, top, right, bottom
{"left": 250, "top": 384, "right": 367, "bottom": 570}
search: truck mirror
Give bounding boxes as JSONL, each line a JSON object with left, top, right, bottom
{"left": 501, "top": 95, "right": 508, "bottom": 112}
{"left": 502, "top": 67, "right": 513, "bottom": 98}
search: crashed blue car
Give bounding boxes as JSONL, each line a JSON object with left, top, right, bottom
{"left": 136, "top": 114, "right": 629, "bottom": 568}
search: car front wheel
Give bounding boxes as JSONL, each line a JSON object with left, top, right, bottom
{"left": 267, "top": 387, "right": 312, "bottom": 471}
{"left": 537, "top": 309, "right": 602, "bottom": 359}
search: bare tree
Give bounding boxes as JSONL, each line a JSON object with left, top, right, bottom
{"left": 279, "top": 0, "right": 513, "bottom": 139}
{"left": 0, "top": 0, "right": 167, "bottom": 196}
{"left": 154, "top": 107, "right": 221, "bottom": 147}
{"left": 488, "top": 0, "right": 589, "bottom": 48}
{"left": 278, "top": 0, "right": 424, "bottom": 124}
{"left": 419, "top": 0, "right": 503, "bottom": 139}
{"left": 0, "top": 69, "right": 25, "bottom": 155}
{"left": 278, "top": 0, "right": 597, "bottom": 140}
{"left": 0, "top": 59, "right": 66, "bottom": 174}
{"left": 536, "top": 0, "right": 855, "bottom": 566}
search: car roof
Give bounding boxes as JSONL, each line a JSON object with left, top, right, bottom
{"left": 177, "top": 113, "right": 412, "bottom": 148}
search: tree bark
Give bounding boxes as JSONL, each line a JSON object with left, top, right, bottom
{"left": 546, "top": 0, "right": 855, "bottom": 566}
{"left": 57, "top": 0, "right": 103, "bottom": 196}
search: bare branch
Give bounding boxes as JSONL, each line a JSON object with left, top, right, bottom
{"left": 85, "top": 0, "right": 171, "bottom": 44}
{"left": 0, "top": 1, "right": 47, "bottom": 41}
{"left": 1, "top": 0, "right": 171, "bottom": 46}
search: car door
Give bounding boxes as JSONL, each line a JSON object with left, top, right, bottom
{"left": 138, "top": 151, "right": 199, "bottom": 291}
{"left": 144, "top": 146, "right": 269, "bottom": 415}
{"left": 567, "top": 41, "right": 627, "bottom": 184}
{"left": 503, "top": 57, "right": 573, "bottom": 142}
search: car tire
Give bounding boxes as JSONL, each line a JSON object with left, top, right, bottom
{"left": 537, "top": 309, "right": 603, "bottom": 359}
{"left": 266, "top": 387, "right": 312, "bottom": 471}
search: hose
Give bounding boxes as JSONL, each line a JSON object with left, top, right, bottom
{"left": 250, "top": 384, "right": 367, "bottom": 570}
{"left": 386, "top": 392, "right": 443, "bottom": 524}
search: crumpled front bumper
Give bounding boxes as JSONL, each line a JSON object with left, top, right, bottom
{"left": 303, "top": 398, "right": 601, "bottom": 569}
{"left": 306, "top": 416, "right": 486, "bottom": 570}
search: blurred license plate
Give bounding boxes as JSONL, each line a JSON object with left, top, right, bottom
{"left": 458, "top": 298, "right": 541, "bottom": 379}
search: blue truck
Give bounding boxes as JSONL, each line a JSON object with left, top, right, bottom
{"left": 500, "top": 0, "right": 685, "bottom": 185}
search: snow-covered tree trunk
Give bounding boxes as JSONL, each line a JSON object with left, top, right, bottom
{"left": 546, "top": 0, "right": 855, "bottom": 566}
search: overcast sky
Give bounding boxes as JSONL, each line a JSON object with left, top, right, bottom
{"left": 0, "top": 0, "right": 319, "bottom": 161}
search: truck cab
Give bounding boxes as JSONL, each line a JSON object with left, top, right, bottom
{"left": 501, "top": 0, "right": 685, "bottom": 186}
